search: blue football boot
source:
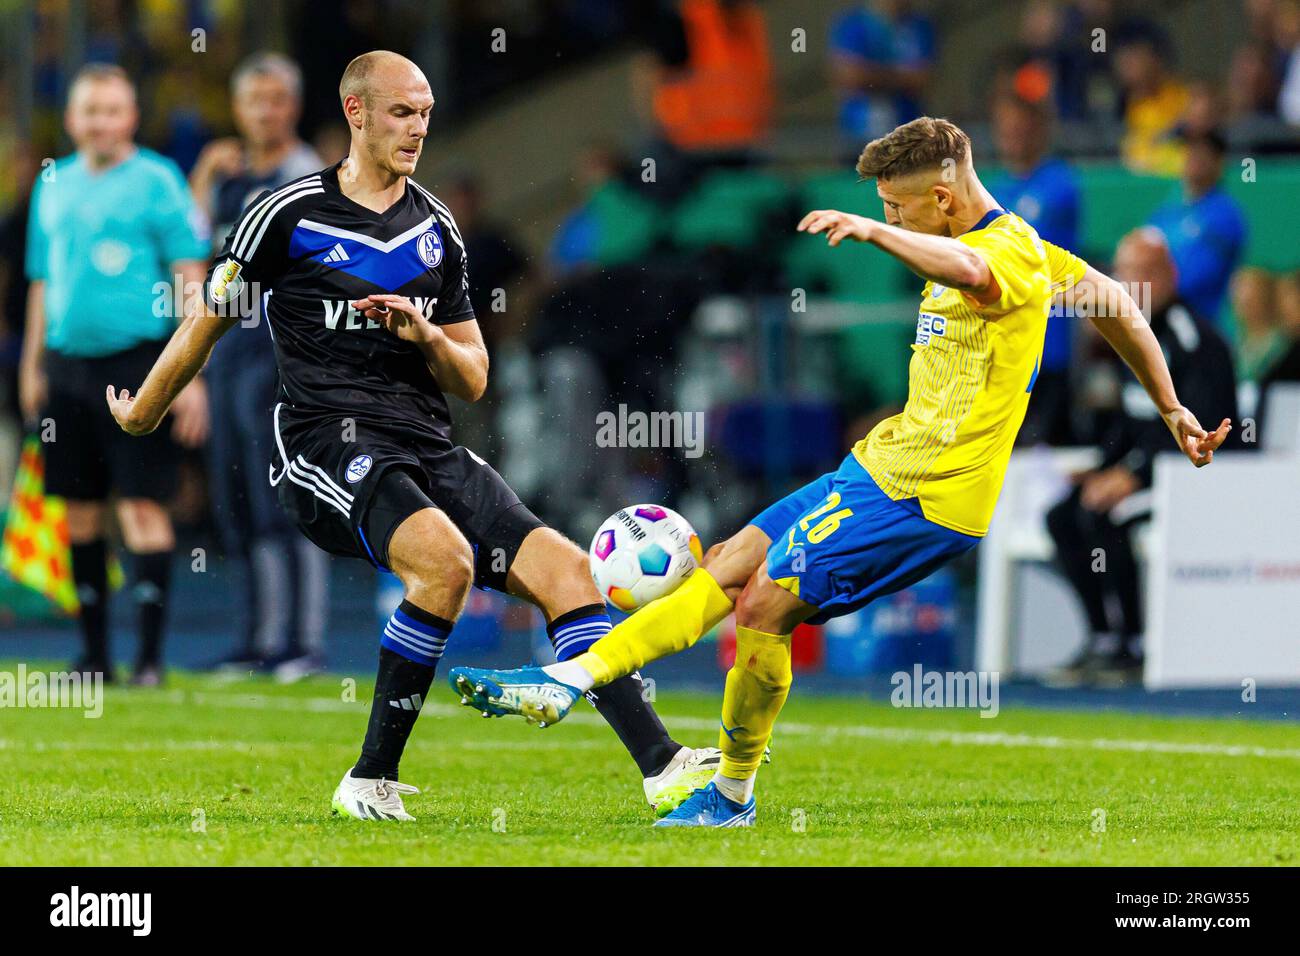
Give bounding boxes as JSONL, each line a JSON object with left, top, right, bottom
{"left": 653, "top": 781, "right": 756, "bottom": 828}
{"left": 449, "top": 665, "right": 582, "bottom": 728}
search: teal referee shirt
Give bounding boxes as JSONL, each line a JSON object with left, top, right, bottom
{"left": 25, "top": 147, "right": 208, "bottom": 358}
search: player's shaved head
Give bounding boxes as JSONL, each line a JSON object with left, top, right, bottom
{"left": 339, "top": 50, "right": 428, "bottom": 108}
{"left": 338, "top": 50, "right": 433, "bottom": 179}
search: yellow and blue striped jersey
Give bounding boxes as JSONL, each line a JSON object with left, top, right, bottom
{"left": 853, "top": 210, "right": 1087, "bottom": 536}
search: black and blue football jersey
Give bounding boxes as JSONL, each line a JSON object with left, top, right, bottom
{"left": 203, "top": 161, "right": 474, "bottom": 450}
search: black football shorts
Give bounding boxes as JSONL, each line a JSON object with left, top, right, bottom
{"left": 269, "top": 404, "right": 543, "bottom": 591}
{"left": 41, "top": 340, "right": 181, "bottom": 503}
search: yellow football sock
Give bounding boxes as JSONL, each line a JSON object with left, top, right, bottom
{"left": 718, "top": 626, "right": 793, "bottom": 779}
{"left": 575, "top": 568, "right": 733, "bottom": 686}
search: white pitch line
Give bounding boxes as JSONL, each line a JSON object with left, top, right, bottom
{"left": 85, "top": 687, "right": 1300, "bottom": 761}
{"left": 0, "top": 737, "right": 607, "bottom": 753}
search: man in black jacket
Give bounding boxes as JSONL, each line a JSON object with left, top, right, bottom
{"left": 1046, "top": 228, "right": 1239, "bottom": 686}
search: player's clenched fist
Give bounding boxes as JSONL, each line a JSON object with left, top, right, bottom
{"left": 352, "top": 293, "right": 439, "bottom": 346}
{"left": 798, "top": 209, "right": 876, "bottom": 246}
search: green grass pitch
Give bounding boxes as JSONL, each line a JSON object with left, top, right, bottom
{"left": 2, "top": 664, "right": 1297, "bottom": 866}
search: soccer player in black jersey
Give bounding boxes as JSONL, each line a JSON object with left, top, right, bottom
{"left": 106, "top": 51, "right": 717, "bottom": 820}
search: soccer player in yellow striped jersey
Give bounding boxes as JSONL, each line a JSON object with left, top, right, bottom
{"left": 853, "top": 203, "right": 1088, "bottom": 536}
{"left": 447, "top": 117, "right": 1233, "bottom": 828}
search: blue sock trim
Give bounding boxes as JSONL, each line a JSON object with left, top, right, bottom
{"left": 549, "top": 611, "right": 611, "bottom": 661}
{"left": 382, "top": 607, "right": 451, "bottom": 666}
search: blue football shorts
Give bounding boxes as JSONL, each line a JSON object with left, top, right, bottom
{"left": 748, "top": 454, "right": 980, "bottom": 624}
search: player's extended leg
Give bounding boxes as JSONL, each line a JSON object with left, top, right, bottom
{"left": 498, "top": 526, "right": 729, "bottom": 812}
{"left": 570, "top": 528, "right": 767, "bottom": 685}
{"left": 659, "top": 453, "right": 983, "bottom": 827}
{"left": 656, "top": 562, "right": 814, "bottom": 828}
{"left": 505, "top": 527, "right": 677, "bottom": 767}
{"left": 334, "top": 480, "right": 475, "bottom": 822}
{"left": 448, "top": 525, "right": 770, "bottom": 725}
{"left": 446, "top": 468, "right": 840, "bottom": 722}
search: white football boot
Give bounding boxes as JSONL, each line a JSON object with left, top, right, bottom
{"left": 330, "top": 770, "right": 419, "bottom": 821}
{"left": 643, "top": 747, "right": 723, "bottom": 818}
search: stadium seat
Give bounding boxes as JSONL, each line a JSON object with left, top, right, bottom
{"left": 834, "top": 321, "right": 915, "bottom": 409}
{"left": 590, "top": 182, "right": 661, "bottom": 266}
{"left": 669, "top": 168, "right": 791, "bottom": 250}
{"left": 1226, "top": 161, "right": 1300, "bottom": 271}
{"left": 1077, "top": 164, "right": 1173, "bottom": 263}
{"left": 786, "top": 173, "right": 912, "bottom": 301}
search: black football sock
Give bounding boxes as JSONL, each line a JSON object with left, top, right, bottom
{"left": 132, "top": 550, "right": 172, "bottom": 669}
{"left": 547, "top": 602, "right": 682, "bottom": 777}
{"left": 70, "top": 539, "right": 109, "bottom": 665}
{"left": 586, "top": 673, "right": 682, "bottom": 778}
{"left": 353, "top": 602, "right": 453, "bottom": 780}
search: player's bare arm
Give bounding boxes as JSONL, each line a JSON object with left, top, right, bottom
{"left": 797, "top": 209, "right": 996, "bottom": 300}
{"left": 352, "top": 292, "right": 488, "bottom": 402}
{"left": 105, "top": 298, "right": 238, "bottom": 435}
{"left": 166, "top": 259, "right": 212, "bottom": 448}
{"left": 1069, "top": 263, "right": 1231, "bottom": 468}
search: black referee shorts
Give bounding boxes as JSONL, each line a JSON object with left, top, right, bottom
{"left": 41, "top": 340, "right": 181, "bottom": 503}
{"left": 270, "top": 405, "right": 543, "bottom": 591}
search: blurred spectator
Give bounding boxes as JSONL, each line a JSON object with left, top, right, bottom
{"left": 1277, "top": 0, "right": 1300, "bottom": 124}
{"left": 1045, "top": 229, "right": 1238, "bottom": 687}
{"left": 440, "top": 172, "right": 532, "bottom": 461}
{"left": 1227, "top": 40, "right": 1283, "bottom": 121}
{"left": 1255, "top": 270, "right": 1300, "bottom": 417}
{"left": 549, "top": 143, "right": 657, "bottom": 278}
{"left": 1178, "top": 81, "right": 1226, "bottom": 139}
{"left": 1147, "top": 129, "right": 1246, "bottom": 325}
{"left": 442, "top": 173, "right": 530, "bottom": 349}
{"left": 1244, "top": 0, "right": 1283, "bottom": 42}
{"left": 191, "top": 52, "right": 329, "bottom": 681}
{"left": 20, "top": 65, "right": 209, "bottom": 684}
{"left": 828, "top": 0, "right": 935, "bottom": 141}
{"left": 312, "top": 123, "right": 352, "bottom": 166}
{"left": 987, "top": 93, "right": 1082, "bottom": 445}
{"left": 638, "top": 0, "right": 773, "bottom": 156}
{"left": 1003, "top": 0, "right": 1099, "bottom": 122}
{"left": 0, "top": 148, "right": 40, "bottom": 503}
{"left": 1114, "top": 23, "right": 1188, "bottom": 175}
{"left": 0, "top": 148, "right": 39, "bottom": 422}
{"left": 1231, "top": 268, "right": 1286, "bottom": 381}
{"left": 190, "top": 54, "right": 321, "bottom": 223}
{"left": 531, "top": 146, "right": 702, "bottom": 532}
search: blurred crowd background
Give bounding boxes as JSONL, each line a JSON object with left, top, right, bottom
{"left": 0, "top": 0, "right": 1297, "bottom": 683}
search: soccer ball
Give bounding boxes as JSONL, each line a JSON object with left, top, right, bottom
{"left": 589, "top": 504, "right": 704, "bottom": 612}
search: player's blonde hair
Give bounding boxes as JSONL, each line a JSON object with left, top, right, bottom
{"left": 856, "top": 117, "right": 971, "bottom": 182}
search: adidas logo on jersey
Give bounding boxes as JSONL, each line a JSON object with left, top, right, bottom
{"left": 322, "top": 243, "right": 350, "bottom": 264}
{"left": 321, "top": 297, "right": 438, "bottom": 331}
